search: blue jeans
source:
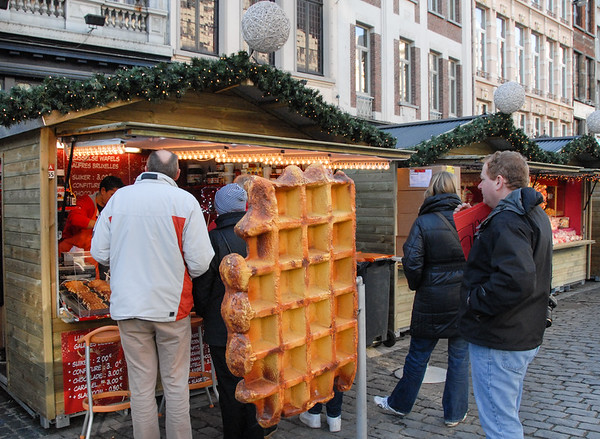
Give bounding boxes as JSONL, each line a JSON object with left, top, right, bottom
{"left": 469, "top": 343, "right": 539, "bottom": 439}
{"left": 388, "top": 336, "right": 469, "bottom": 422}
{"left": 308, "top": 390, "right": 343, "bottom": 417}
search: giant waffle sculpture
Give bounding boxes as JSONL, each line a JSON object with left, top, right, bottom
{"left": 220, "top": 164, "right": 358, "bottom": 428}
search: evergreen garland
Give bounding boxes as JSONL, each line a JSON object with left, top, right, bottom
{"left": 0, "top": 52, "right": 396, "bottom": 148}
{"left": 406, "top": 112, "right": 600, "bottom": 167}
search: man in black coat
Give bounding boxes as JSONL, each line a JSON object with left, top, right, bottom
{"left": 459, "top": 151, "right": 552, "bottom": 438}
{"left": 193, "top": 183, "right": 276, "bottom": 439}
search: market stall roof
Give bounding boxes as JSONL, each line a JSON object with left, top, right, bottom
{"left": 380, "top": 116, "right": 480, "bottom": 149}
{"left": 534, "top": 136, "right": 580, "bottom": 153}
{"left": 0, "top": 52, "right": 411, "bottom": 168}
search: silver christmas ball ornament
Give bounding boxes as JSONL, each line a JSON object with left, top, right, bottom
{"left": 242, "top": 1, "right": 291, "bottom": 53}
{"left": 494, "top": 81, "right": 526, "bottom": 114}
{"left": 586, "top": 110, "right": 600, "bottom": 134}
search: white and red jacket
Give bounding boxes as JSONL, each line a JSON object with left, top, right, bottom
{"left": 91, "top": 172, "right": 214, "bottom": 322}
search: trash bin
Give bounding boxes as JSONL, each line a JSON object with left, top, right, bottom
{"left": 356, "top": 253, "right": 396, "bottom": 347}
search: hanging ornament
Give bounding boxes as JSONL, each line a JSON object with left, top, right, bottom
{"left": 242, "top": 1, "right": 290, "bottom": 53}
{"left": 586, "top": 110, "right": 600, "bottom": 134}
{"left": 494, "top": 81, "right": 526, "bottom": 114}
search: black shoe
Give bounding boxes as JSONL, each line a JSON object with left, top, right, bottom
{"left": 264, "top": 424, "right": 278, "bottom": 438}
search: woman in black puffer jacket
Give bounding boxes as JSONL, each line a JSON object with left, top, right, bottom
{"left": 374, "top": 171, "right": 469, "bottom": 427}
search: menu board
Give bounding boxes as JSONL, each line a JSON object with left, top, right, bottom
{"left": 57, "top": 151, "right": 147, "bottom": 196}
{"left": 61, "top": 329, "right": 128, "bottom": 415}
{"left": 61, "top": 324, "right": 211, "bottom": 415}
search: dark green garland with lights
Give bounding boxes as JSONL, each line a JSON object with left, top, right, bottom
{"left": 406, "top": 112, "right": 600, "bottom": 167}
{"left": 0, "top": 51, "right": 396, "bottom": 148}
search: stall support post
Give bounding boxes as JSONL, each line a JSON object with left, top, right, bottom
{"left": 356, "top": 276, "right": 367, "bottom": 439}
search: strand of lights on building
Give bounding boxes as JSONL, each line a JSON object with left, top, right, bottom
{"left": 174, "top": 150, "right": 390, "bottom": 170}
{"left": 73, "top": 144, "right": 126, "bottom": 157}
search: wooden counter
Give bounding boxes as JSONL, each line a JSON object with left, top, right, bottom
{"left": 551, "top": 240, "right": 595, "bottom": 290}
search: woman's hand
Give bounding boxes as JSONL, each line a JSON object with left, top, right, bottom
{"left": 454, "top": 203, "right": 472, "bottom": 214}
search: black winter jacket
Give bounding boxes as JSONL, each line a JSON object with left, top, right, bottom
{"left": 459, "top": 187, "right": 552, "bottom": 351}
{"left": 402, "top": 193, "right": 465, "bottom": 339}
{"left": 192, "top": 211, "right": 247, "bottom": 347}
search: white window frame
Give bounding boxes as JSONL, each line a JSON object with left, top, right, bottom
{"left": 448, "top": 0, "right": 460, "bottom": 22}
{"left": 355, "top": 24, "right": 371, "bottom": 95}
{"left": 548, "top": 40, "right": 555, "bottom": 96}
{"left": 532, "top": 33, "right": 541, "bottom": 91}
{"left": 399, "top": 39, "right": 412, "bottom": 104}
{"left": 449, "top": 59, "right": 458, "bottom": 116}
{"left": 475, "top": 7, "right": 487, "bottom": 73}
{"left": 429, "top": 52, "right": 441, "bottom": 115}
{"left": 497, "top": 16, "right": 506, "bottom": 80}
{"left": 515, "top": 26, "right": 525, "bottom": 85}
{"left": 534, "top": 117, "right": 541, "bottom": 137}
{"left": 548, "top": 120, "right": 555, "bottom": 136}
{"left": 429, "top": 0, "right": 443, "bottom": 14}
{"left": 560, "top": 45, "right": 568, "bottom": 99}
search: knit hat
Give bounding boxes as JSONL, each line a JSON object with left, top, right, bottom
{"left": 214, "top": 183, "right": 247, "bottom": 215}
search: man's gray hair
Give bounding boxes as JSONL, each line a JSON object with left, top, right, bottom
{"left": 147, "top": 150, "right": 179, "bottom": 179}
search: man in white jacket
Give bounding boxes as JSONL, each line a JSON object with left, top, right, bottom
{"left": 91, "top": 149, "right": 214, "bottom": 439}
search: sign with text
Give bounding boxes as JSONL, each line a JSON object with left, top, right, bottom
{"left": 61, "top": 329, "right": 128, "bottom": 415}
{"left": 58, "top": 151, "right": 147, "bottom": 197}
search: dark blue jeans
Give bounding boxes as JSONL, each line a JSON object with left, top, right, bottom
{"left": 308, "top": 390, "right": 343, "bottom": 417}
{"left": 388, "top": 336, "right": 469, "bottom": 423}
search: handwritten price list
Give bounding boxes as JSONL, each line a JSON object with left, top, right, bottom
{"left": 61, "top": 329, "right": 128, "bottom": 415}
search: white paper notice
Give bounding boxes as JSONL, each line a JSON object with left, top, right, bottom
{"left": 409, "top": 169, "right": 432, "bottom": 187}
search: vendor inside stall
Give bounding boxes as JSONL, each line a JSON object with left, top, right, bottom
{"left": 58, "top": 175, "right": 124, "bottom": 254}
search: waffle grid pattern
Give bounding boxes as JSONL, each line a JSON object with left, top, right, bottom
{"left": 220, "top": 164, "right": 358, "bottom": 427}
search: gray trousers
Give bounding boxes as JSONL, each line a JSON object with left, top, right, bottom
{"left": 118, "top": 316, "right": 192, "bottom": 439}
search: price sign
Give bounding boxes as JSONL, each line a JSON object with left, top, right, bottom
{"left": 61, "top": 329, "right": 128, "bottom": 415}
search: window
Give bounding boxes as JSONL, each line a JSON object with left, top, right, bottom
{"left": 574, "top": 52, "right": 583, "bottom": 99}
{"left": 297, "top": 0, "right": 323, "bottom": 75}
{"left": 574, "top": 117, "right": 585, "bottom": 135}
{"left": 560, "top": 45, "right": 568, "bottom": 99}
{"left": 547, "top": 0, "right": 554, "bottom": 15}
{"left": 574, "top": 3, "right": 584, "bottom": 28}
{"left": 429, "top": 0, "right": 442, "bottom": 14}
{"left": 560, "top": 0, "right": 568, "bottom": 21}
{"left": 449, "top": 0, "right": 460, "bottom": 22}
{"left": 355, "top": 25, "right": 370, "bottom": 95}
{"left": 562, "top": 123, "right": 568, "bottom": 136}
{"left": 548, "top": 120, "right": 555, "bottom": 136}
{"left": 243, "top": 0, "right": 275, "bottom": 65}
{"left": 532, "top": 33, "right": 541, "bottom": 91}
{"left": 497, "top": 16, "right": 506, "bottom": 80}
{"left": 515, "top": 26, "right": 525, "bottom": 85}
{"left": 534, "top": 117, "right": 541, "bottom": 137}
{"left": 180, "top": 0, "right": 218, "bottom": 54}
{"left": 548, "top": 41, "right": 555, "bottom": 96}
{"left": 449, "top": 59, "right": 458, "bottom": 116}
{"left": 429, "top": 52, "right": 441, "bottom": 117}
{"left": 532, "top": 0, "right": 541, "bottom": 9}
{"left": 399, "top": 39, "right": 412, "bottom": 104}
{"left": 475, "top": 7, "right": 487, "bottom": 73}
{"left": 587, "top": 57, "right": 595, "bottom": 101}
{"left": 519, "top": 114, "right": 526, "bottom": 130}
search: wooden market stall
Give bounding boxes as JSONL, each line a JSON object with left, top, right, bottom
{"left": 0, "top": 54, "right": 411, "bottom": 427}
{"left": 346, "top": 114, "right": 599, "bottom": 336}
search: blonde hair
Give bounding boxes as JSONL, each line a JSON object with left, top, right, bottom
{"left": 424, "top": 171, "right": 458, "bottom": 198}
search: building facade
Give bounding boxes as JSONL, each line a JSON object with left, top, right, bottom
{"left": 473, "top": 0, "right": 577, "bottom": 136}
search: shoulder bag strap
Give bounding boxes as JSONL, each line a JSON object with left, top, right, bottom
{"left": 434, "top": 211, "right": 460, "bottom": 243}
{"left": 215, "top": 229, "right": 233, "bottom": 254}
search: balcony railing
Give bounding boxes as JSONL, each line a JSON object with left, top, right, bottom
{"left": 103, "top": 2, "right": 148, "bottom": 32}
{"left": 430, "top": 110, "right": 443, "bottom": 120}
{"left": 356, "top": 94, "right": 374, "bottom": 120}
{"left": 8, "top": 0, "right": 65, "bottom": 17}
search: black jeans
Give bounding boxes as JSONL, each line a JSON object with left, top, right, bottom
{"left": 209, "top": 345, "right": 265, "bottom": 439}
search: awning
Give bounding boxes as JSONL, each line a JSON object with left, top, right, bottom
{"left": 379, "top": 116, "right": 481, "bottom": 149}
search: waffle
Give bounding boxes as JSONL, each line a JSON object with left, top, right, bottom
{"left": 87, "top": 279, "right": 112, "bottom": 301}
{"left": 220, "top": 164, "right": 358, "bottom": 428}
{"left": 63, "top": 280, "right": 106, "bottom": 310}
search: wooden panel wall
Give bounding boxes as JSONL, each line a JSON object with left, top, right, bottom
{"left": 1, "top": 130, "right": 53, "bottom": 417}
{"left": 344, "top": 167, "right": 396, "bottom": 255}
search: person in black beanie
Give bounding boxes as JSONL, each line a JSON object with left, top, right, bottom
{"left": 193, "top": 183, "right": 277, "bottom": 439}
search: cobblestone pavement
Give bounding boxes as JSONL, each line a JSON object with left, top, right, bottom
{"left": 1, "top": 282, "right": 600, "bottom": 438}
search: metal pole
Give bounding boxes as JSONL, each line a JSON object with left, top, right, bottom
{"left": 356, "top": 276, "right": 367, "bottom": 439}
